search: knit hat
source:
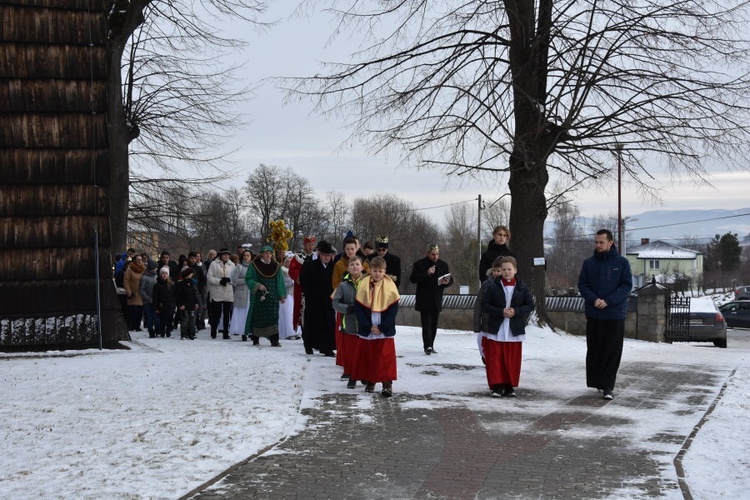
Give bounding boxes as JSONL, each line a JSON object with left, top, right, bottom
{"left": 159, "top": 266, "right": 171, "bottom": 275}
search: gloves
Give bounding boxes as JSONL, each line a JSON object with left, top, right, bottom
{"left": 220, "top": 277, "right": 230, "bottom": 286}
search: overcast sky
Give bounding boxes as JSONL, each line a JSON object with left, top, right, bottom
{"left": 217, "top": 3, "right": 750, "bottom": 225}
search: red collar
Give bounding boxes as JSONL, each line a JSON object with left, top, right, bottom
{"left": 501, "top": 277, "right": 517, "bottom": 286}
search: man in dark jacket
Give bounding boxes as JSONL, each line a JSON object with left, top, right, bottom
{"left": 577, "top": 229, "right": 632, "bottom": 400}
{"left": 410, "top": 244, "right": 453, "bottom": 355}
{"left": 299, "top": 240, "right": 337, "bottom": 356}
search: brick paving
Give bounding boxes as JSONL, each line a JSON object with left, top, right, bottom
{"left": 186, "top": 362, "right": 727, "bottom": 499}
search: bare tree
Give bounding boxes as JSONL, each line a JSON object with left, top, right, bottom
{"left": 546, "top": 199, "right": 589, "bottom": 294}
{"left": 326, "top": 191, "right": 351, "bottom": 243}
{"left": 244, "top": 164, "right": 326, "bottom": 247}
{"left": 289, "top": 0, "right": 750, "bottom": 321}
{"left": 443, "top": 203, "right": 480, "bottom": 293}
{"left": 106, "top": 0, "right": 267, "bottom": 251}
{"left": 350, "top": 194, "right": 441, "bottom": 292}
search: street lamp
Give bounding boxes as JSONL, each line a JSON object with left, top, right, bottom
{"left": 615, "top": 143, "right": 624, "bottom": 250}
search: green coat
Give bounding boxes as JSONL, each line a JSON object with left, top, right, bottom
{"left": 244, "top": 259, "right": 287, "bottom": 337}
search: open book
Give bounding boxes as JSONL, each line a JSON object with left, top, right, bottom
{"left": 437, "top": 273, "right": 451, "bottom": 284}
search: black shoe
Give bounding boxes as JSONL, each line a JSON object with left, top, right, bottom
{"left": 381, "top": 388, "right": 392, "bottom": 398}
{"left": 323, "top": 350, "right": 335, "bottom": 357}
{"left": 271, "top": 342, "right": 281, "bottom": 347}
{"left": 149, "top": 334, "right": 156, "bottom": 338}
{"left": 365, "top": 383, "right": 375, "bottom": 393}
{"left": 241, "top": 335, "right": 247, "bottom": 342}
{"left": 602, "top": 390, "right": 614, "bottom": 400}
{"left": 347, "top": 379, "right": 357, "bottom": 389}
{"left": 305, "top": 347, "right": 314, "bottom": 355}
{"left": 424, "top": 347, "right": 432, "bottom": 355}
{"left": 166, "top": 332, "right": 171, "bottom": 338}
{"left": 253, "top": 339, "right": 260, "bottom": 346}
{"left": 223, "top": 334, "right": 230, "bottom": 340}
{"left": 503, "top": 387, "right": 517, "bottom": 398}
{"left": 210, "top": 330, "right": 217, "bottom": 339}
{"left": 491, "top": 390, "right": 502, "bottom": 398}
{"left": 341, "top": 374, "right": 350, "bottom": 380}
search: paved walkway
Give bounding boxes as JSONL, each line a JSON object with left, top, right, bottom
{"left": 184, "top": 362, "right": 728, "bottom": 499}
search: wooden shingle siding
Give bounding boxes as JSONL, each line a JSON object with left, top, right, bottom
{"left": 0, "top": 0, "right": 128, "bottom": 349}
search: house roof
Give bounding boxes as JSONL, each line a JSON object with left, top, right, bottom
{"left": 626, "top": 240, "right": 701, "bottom": 259}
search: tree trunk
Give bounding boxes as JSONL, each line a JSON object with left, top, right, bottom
{"left": 107, "top": 36, "right": 129, "bottom": 254}
{"left": 505, "top": 0, "right": 554, "bottom": 323}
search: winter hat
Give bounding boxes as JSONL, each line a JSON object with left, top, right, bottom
{"left": 146, "top": 260, "right": 158, "bottom": 271}
{"left": 159, "top": 266, "right": 171, "bottom": 276}
{"left": 218, "top": 248, "right": 231, "bottom": 256}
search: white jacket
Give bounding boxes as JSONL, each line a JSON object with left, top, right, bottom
{"left": 207, "top": 258, "right": 236, "bottom": 302}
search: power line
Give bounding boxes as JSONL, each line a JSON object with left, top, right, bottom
{"left": 625, "top": 211, "right": 750, "bottom": 233}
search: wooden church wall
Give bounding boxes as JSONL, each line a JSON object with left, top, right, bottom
{"left": 0, "top": 0, "right": 128, "bottom": 349}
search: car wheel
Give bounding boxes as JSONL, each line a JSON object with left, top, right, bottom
{"left": 714, "top": 338, "right": 727, "bottom": 348}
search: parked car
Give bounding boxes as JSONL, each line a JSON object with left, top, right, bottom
{"left": 719, "top": 300, "right": 750, "bottom": 329}
{"left": 734, "top": 286, "right": 750, "bottom": 300}
{"left": 683, "top": 297, "right": 727, "bottom": 348}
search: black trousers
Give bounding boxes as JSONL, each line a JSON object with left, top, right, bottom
{"left": 208, "top": 300, "right": 232, "bottom": 333}
{"left": 420, "top": 310, "right": 441, "bottom": 350}
{"left": 585, "top": 318, "right": 625, "bottom": 391}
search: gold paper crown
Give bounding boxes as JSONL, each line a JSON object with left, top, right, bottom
{"left": 376, "top": 235, "right": 389, "bottom": 244}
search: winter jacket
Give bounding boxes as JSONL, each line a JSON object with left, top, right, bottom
{"left": 478, "top": 240, "right": 514, "bottom": 283}
{"left": 410, "top": 257, "right": 453, "bottom": 312}
{"left": 123, "top": 262, "right": 145, "bottom": 306}
{"left": 152, "top": 277, "right": 176, "bottom": 313}
{"left": 482, "top": 277, "right": 535, "bottom": 336}
{"left": 331, "top": 273, "right": 362, "bottom": 334}
{"left": 175, "top": 278, "right": 201, "bottom": 310}
{"left": 230, "top": 261, "right": 251, "bottom": 306}
{"left": 577, "top": 245, "right": 632, "bottom": 321}
{"left": 139, "top": 271, "right": 157, "bottom": 305}
{"left": 206, "top": 258, "right": 235, "bottom": 303}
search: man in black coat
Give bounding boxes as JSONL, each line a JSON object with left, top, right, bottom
{"left": 299, "top": 240, "right": 337, "bottom": 356}
{"left": 410, "top": 244, "right": 453, "bottom": 355}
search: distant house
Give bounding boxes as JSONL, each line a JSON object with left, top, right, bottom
{"left": 626, "top": 239, "right": 703, "bottom": 288}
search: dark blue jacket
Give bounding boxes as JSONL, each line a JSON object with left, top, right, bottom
{"left": 577, "top": 246, "right": 632, "bottom": 320}
{"left": 354, "top": 301, "right": 399, "bottom": 338}
{"left": 482, "top": 277, "right": 535, "bottom": 336}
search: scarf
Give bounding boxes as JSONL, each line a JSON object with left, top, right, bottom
{"left": 129, "top": 261, "right": 146, "bottom": 273}
{"left": 355, "top": 275, "right": 400, "bottom": 312}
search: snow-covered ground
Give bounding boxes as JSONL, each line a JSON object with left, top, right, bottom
{"left": 1, "top": 321, "right": 748, "bottom": 499}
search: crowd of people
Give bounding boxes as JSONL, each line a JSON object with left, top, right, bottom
{"left": 113, "top": 225, "right": 629, "bottom": 401}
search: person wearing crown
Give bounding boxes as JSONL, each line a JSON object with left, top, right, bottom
{"left": 367, "top": 235, "right": 402, "bottom": 291}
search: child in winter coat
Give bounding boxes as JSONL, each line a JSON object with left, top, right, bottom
{"left": 352, "top": 256, "right": 400, "bottom": 397}
{"left": 152, "top": 267, "right": 176, "bottom": 338}
{"left": 480, "top": 256, "right": 535, "bottom": 397}
{"left": 175, "top": 267, "right": 201, "bottom": 340}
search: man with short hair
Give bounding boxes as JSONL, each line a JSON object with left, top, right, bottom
{"left": 578, "top": 229, "right": 632, "bottom": 400}
{"left": 410, "top": 244, "right": 453, "bottom": 355}
{"left": 206, "top": 248, "right": 235, "bottom": 339}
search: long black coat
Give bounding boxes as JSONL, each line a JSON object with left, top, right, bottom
{"left": 409, "top": 256, "right": 453, "bottom": 313}
{"left": 299, "top": 257, "right": 336, "bottom": 351}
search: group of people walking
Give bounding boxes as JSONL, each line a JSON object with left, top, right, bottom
{"left": 116, "top": 224, "right": 631, "bottom": 401}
